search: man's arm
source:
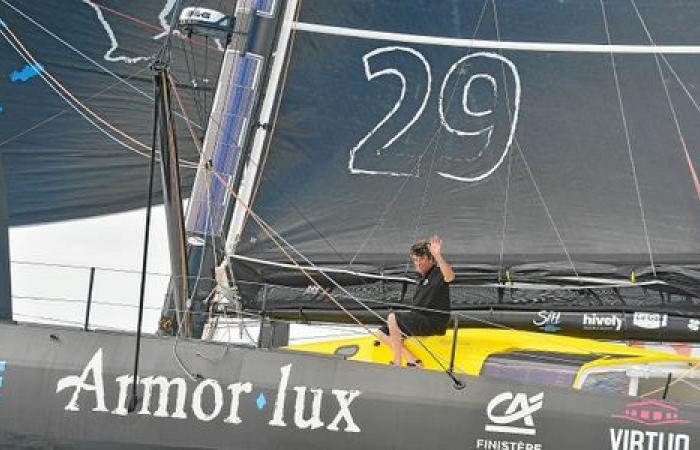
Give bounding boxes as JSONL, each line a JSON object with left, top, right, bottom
{"left": 428, "top": 235, "right": 455, "bottom": 283}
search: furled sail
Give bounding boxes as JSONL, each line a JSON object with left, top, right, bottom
{"left": 219, "top": 0, "right": 700, "bottom": 322}
{"left": 0, "top": 0, "right": 234, "bottom": 225}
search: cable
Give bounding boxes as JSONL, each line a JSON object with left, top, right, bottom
{"left": 0, "top": 22, "right": 199, "bottom": 168}
{"left": 628, "top": 0, "right": 700, "bottom": 205}
{"left": 0, "top": 0, "right": 204, "bottom": 131}
{"left": 599, "top": 0, "right": 656, "bottom": 277}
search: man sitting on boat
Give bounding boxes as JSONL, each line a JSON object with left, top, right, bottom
{"left": 376, "top": 235, "right": 455, "bottom": 367}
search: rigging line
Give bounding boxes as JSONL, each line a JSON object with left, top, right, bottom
{"left": 13, "top": 313, "right": 150, "bottom": 332}
{"left": 491, "top": 0, "right": 579, "bottom": 279}
{"left": 0, "top": 64, "right": 151, "bottom": 149}
{"left": 169, "top": 72, "right": 239, "bottom": 157}
{"left": 491, "top": 0, "right": 512, "bottom": 280}
{"left": 498, "top": 152, "right": 513, "bottom": 281}
{"left": 351, "top": 0, "right": 491, "bottom": 269}
{"left": 658, "top": 55, "right": 700, "bottom": 132}
{"left": 156, "top": 0, "right": 183, "bottom": 68}
{"left": 171, "top": 77, "right": 390, "bottom": 323}
{"left": 186, "top": 1, "right": 252, "bottom": 152}
{"left": 206, "top": 169, "right": 221, "bottom": 264}
{"left": 172, "top": 61, "right": 453, "bottom": 375}
{"left": 13, "top": 295, "right": 162, "bottom": 310}
{"left": 599, "top": 0, "right": 656, "bottom": 277}
{"left": 178, "top": 39, "right": 207, "bottom": 133}
{"left": 10, "top": 260, "right": 174, "bottom": 277}
{"left": 0, "top": 0, "right": 203, "bottom": 131}
{"left": 409, "top": 142, "right": 439, "bottom": 251}
{"left": 167, "top": 4, "right": 258, "bottom": 181}
{"left": 87, "top": 1, "right": 222, "bottom": 53}
{"left": 187, "top": 37, "right": 204, "bottom": 125}
{"left": 409, "top": 0, "right": 491, "bottom": 251}
{"left": 0, "top": 23, "right": 199, "bottom": 168}
{"left": 187, "top": 170, "right": 216, "bottom": 304}
{"left": 628, "top": 0, "right": 700, "bottom": 207}
{"left": 0, "top": 27, "right": 154, "bottom": 162}
{"left": 269, "top": 183, "right": 350, "bottom": 264}
{"left": 229, "top": 254, "right": 412, "bottom": 283}
{"left": 203, "top": 36, "right": 210, "bottom": 125}
{"left": 170, "top": 65, "right": 239, "bottom": 284}
{"left": 128, "top": 93, "right": 159, "bottom": 412}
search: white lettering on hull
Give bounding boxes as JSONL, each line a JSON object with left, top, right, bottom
{"left": 610, "top": 428, "right": 690, "bottom": 450}
{"left": 56, "top": 349, "right": 362, "bottom": 433}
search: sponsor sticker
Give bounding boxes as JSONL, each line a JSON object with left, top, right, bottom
{"left": 582, "top": 313, "right": 623, "bottom": 331}
{"left": 56, "top": 349, "right": 362, "bottom": 432}
{"left": 477, "top": 391, "right": 544, "bottom": 450}
{"left": 632, "top": 312, "right": 668, "bottom": 330}
{"left": 532, "top": 310, "right": 561, "bottom": 333}
{"left": 610, "top": 400, "right": 691, "bottom": 450}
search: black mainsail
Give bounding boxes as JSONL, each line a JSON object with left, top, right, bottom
{"left": 212, "top": 0, "right": 700, "bottom": 332}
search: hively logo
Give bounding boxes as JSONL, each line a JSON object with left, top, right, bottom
{"left": 56, "top": 349, "right": 361, "bottom": 432}
{"left": 485, "top": 391, "right": 543, "bottom": 436}
{"left": 582, "top": 313, "right": 623, "bottom": 331}
{"left": 610, "top": 400, "right": 691, "bottom": 450}
{"left": 688, "top": 319, "right": 699, "bottom": 332}
{"left": 632, "top": 312, "right": 668, "bottom": 330}
{"left": 533, "top": 311, "right": 561, "bottom": 332}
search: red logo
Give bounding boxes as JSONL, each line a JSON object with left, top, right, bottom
{"left": 612, "top": 400, "right": 691, "bottom": 426}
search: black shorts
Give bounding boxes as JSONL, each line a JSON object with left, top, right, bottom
{"left": 379, "top": 312, "right": 448, "bottom": 337}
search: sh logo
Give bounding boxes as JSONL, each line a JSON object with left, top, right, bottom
{"left": 485, "top": 392, "right": 543, "bottom": 436}
{"left": 532, "top": 311, "right": 561, "bottom": 332}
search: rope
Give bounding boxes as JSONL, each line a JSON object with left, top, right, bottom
{"left": 491, "top": 0, "right": 580, "bottom": 279}
{"left": 410, "top": 0, "right": 492, "bottom": 252}
{"left": 628, "top": 0, "right": 700, "bottom": 206}
{"left": 0, "top": 22, "right": 199, "bottom": 168}
{"left": 599, "top": 0, "right": 656, "bottom": 277}
{"left": 0, "top": 0, "right": 203, "bottom": 131}
{"left": 169, "top": 67, "right": 457, "bottom": 373}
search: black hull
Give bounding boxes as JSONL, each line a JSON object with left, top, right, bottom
{"left": 0, "top": 321, "right": 699, "bottom": 449}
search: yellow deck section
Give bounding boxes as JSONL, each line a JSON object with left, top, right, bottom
{"left": 285, "top": 328, "right": 697, "bottom": 380}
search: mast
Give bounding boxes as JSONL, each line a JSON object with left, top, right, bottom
{"left": 157, "top": 66, "right": 192, "bottom": 338}
{"left": 166, "top": 0, "right": 290, "bottom": 338}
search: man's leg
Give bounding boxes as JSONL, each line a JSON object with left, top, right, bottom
{"left": 375, "top": 314, "right": 422, "bottom": 366}
{"left": 387, "top": 313, "right": 403, "bottom": 366}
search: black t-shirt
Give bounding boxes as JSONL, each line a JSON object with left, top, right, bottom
{"left": 412, "top": 264, "right": 450, "bottom": 319}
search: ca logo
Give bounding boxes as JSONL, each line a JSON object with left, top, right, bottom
{"left": 485, "top": 392, "right": 543, "bottom": 436}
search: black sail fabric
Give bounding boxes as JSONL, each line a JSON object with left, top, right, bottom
{"left": 0, "top": 0, "right": 234, "bottom": 225}
{"left": 231, "top": 0, "right": 700, "bottom": 310}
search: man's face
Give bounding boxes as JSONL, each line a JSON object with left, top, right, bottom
{"left": 412, "top": 254, "right": 433, "bottom": 276}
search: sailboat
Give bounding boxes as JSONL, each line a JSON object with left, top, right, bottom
{"left": 1, "top": 0, "right": 700, "bottom": 449}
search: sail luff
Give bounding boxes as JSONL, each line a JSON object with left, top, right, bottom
{"left": 225, "top": 0, "right": 298, "bottom": 254}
